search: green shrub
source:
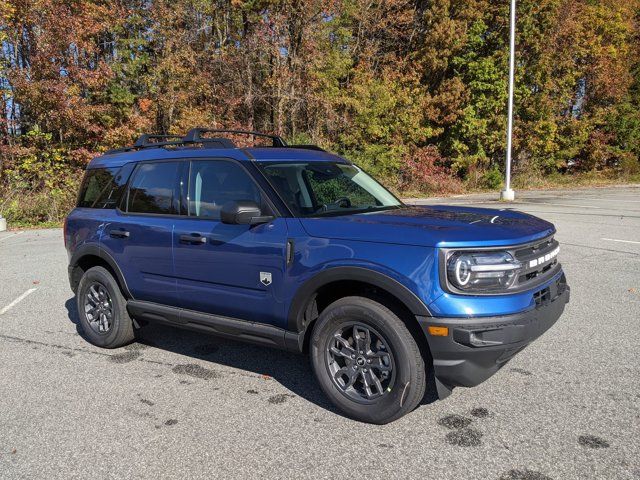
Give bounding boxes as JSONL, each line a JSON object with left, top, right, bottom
{"left": 0, "top": 185, "right": 79, "bottom": 227}
{"left": 480, "top": 166, "right": 504, "bottom": 190}
{"left": 619, "top": 152, "right": 639, "bottom": 176}
{"left": 0, "top": 128, "right": 84, "bottom": 227}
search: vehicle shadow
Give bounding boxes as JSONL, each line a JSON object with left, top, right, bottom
{"left": 65, "top": 297, "right": 340, "bottom": 413}
{"left": 65, "top": 298, "right": 437, "bottom": 415}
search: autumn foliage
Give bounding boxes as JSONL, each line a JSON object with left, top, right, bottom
{"left": 1, "top": 0, "right": 639, "bottom": 224}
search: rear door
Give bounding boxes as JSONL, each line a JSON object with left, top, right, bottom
{"left": 172, "top": 158, "right": 288, "bottom": 326}
{"left": 100, "top": 160, "right": 183, "bottom": 307}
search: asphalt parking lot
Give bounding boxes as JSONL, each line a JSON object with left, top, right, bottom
{"left": 1, "top": 186, "right": 639, "bottom": 479}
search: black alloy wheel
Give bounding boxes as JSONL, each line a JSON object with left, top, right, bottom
{"left": 83, "top": 282, "right": 114, "bottom": 334}
{"left": 325, "top": 322, "right": 396, "bottom": 403}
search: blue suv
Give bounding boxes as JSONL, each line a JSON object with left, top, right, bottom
{"left": 65, "top": 129, "right": 570, "bottom": 424}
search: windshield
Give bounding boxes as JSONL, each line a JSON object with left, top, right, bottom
{"left": 259, "top": 162, "right": 403, "bottom": 217}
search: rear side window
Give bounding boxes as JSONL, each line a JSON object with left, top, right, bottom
{"left": 126, "top": 162, "right": 180, "bottom": 215}
{"left": 77, "top": 165, "right": 133, "bottom": 209}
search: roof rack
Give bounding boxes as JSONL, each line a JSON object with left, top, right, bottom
{"left": 104, "top": 134, "right": 185, "bottom": 154}
{"left": 104, "top": 128, "right": 325, "bottom": 155}
{"left": 133, "top": 134, "right": 183, "bottom": 148}
{"left": 183, "top": 128, "right": 287, "bottom": 147}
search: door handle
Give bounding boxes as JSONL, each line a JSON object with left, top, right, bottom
{"left": 179, "top": 233, "right": 207, "bottom": 245}
{"left": 109, "top": 229, "right": 130, "bottom": 238}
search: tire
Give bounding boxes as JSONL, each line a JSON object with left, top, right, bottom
{"left": 76, "top": 266, "right": 135, "bottom": 349}
{"left": 310, "top": 296, "right": 426, "bottom": 424}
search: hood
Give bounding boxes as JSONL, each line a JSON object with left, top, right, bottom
{"left": 299, "top": 205, "right": 555, "bottom": 248}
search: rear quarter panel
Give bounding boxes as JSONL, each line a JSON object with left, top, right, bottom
{"left": 65, "top": 208, "right": 109, "bottom": 261}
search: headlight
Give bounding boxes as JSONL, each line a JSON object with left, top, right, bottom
{"left": 446, "top": 251, "right": 522, "bottom": 293}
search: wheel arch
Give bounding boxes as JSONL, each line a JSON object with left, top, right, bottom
{"left": 69, "top": 244, "right": 133, "bottom": 299}
{"left": 287, "top": 267, "right": 432, "bottom": 351}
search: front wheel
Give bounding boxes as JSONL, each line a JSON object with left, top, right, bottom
{"left": 310, "top": 296, "right": 427, "bottom": 424}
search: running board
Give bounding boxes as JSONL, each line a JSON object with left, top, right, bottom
{"left": 127, "top": 300, "right": 301, "bottom": 352}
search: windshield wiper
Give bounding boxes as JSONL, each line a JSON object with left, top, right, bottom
{"left": 310, "top": 205, "right": 401, "bottom": 217}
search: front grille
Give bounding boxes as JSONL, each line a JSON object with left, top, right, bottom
{"left": 514, "top": 236, "right": 556, "bottom": 260}
{"left": 512, "top": 235, "right": 560, "bottom": 291}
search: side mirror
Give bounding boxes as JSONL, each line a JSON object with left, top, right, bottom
{"left": 220, "top": 200, "right": 274, "bottom": 225}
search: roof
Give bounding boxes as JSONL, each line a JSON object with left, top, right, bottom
{"left": 244, "top": 147, "right": 347, "bottom": 163}
{"left": 88, "top": 145, "right": 349, "bottom": 169}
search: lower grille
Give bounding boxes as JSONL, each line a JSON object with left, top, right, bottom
{"left": 533, "top": 287, "right": 551, "bottom": 306}
{"left": 534, "top": 273, "right": 567, "bottom": 307}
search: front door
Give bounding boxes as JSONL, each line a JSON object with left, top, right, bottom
{"left": 172, "top": 159, "right": 288, "bottom": 326}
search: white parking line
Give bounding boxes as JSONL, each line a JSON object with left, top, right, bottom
{"left": 601, "top": 238, "right": 640, "bottom": 245}
{"left": 0, "top": 288, "right": 37, "bottom": 315}
{"left": 573, "top": 198, "right": 640, "bottom": 203}
{"left": 0, "top": 231, "right": 23, "bottom": 242}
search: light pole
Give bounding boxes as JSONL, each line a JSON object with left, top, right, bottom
{"left": 501, "top": 0, "right": 516, "bottom": 201}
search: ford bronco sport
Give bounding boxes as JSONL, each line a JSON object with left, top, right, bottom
{"left": 65, "top": 129, "right": 570, "bottom": 424}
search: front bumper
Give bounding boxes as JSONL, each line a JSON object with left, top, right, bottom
{"left": 419, "top": 275, "right": 569, "bottom": 398}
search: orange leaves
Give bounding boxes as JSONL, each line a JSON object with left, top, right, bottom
{"left": 138, "top": 99, "right": 152, "bottom": 114}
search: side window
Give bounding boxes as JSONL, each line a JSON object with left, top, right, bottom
{"left": 188, "top": 160, "right": 263, "bottom": 219}
{"left": 126, "top": 162, "right": 180, "bottom": 215}
{"left": 78, "top": 165, "right": 134, "bottom": 209}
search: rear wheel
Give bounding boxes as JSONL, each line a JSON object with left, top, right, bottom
{"left": 76, "top": 266, "right": 134, "bottom": 348}
{"left": 310, "top": 296, "right": 426, "bottom": 424}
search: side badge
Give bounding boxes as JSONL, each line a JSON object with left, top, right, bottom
{"left": 260, "top": 272, "right": 272, "bottom": 286}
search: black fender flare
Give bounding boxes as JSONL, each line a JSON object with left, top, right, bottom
{"left": 287, "top": 266, "right": 432, "bottom": 333}
{"left": 69, "top": 244, "right": 133, "bottom": 299}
